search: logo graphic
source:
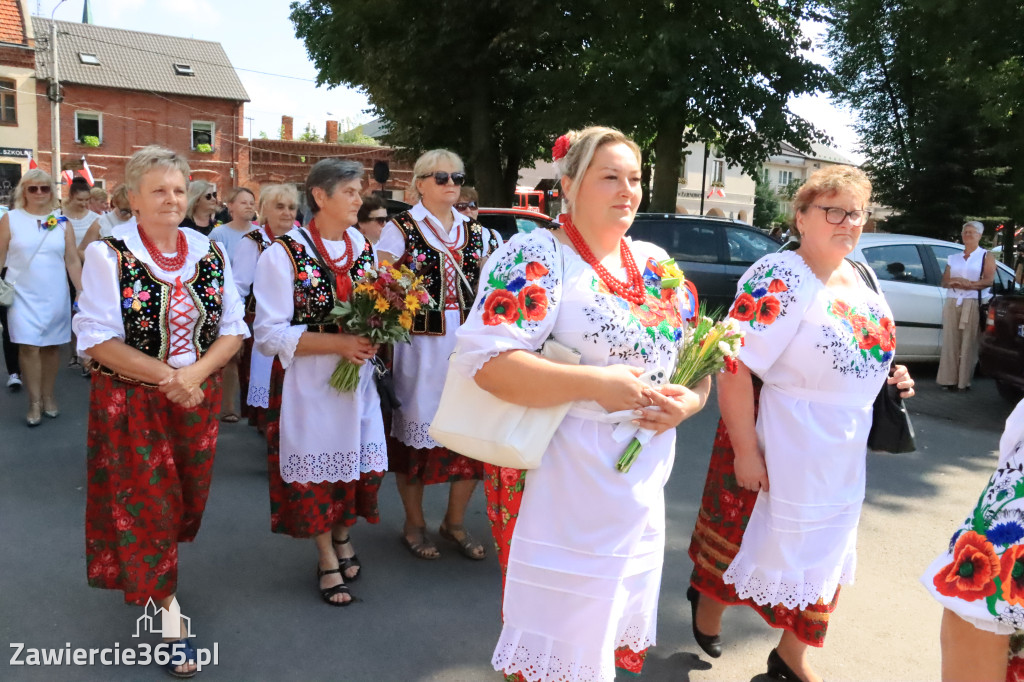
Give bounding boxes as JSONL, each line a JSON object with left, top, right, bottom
{"left": 134, "top": 598, "right": 193, "bottom": 639}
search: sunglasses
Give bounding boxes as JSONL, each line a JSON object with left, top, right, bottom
{"left": 26, "top": 185, "right": 52, "bottom": 195}
{"left": 455, "top": 201, "right": 477, "bottom": 211}
{"left": 204, "top": 191, "right": 218, "bottom": 200}
{"left": 365, "top": 216, "right": 388, "bottom": 225}
{"left": 418, "top": 171, "right": 466, "bottom": 186}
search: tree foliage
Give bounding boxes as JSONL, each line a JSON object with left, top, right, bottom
{"left": 298, "top": 123, "right": 323, "bottom": 143}
{"left": 291, "top": 1, "right": 832, "bottom": 208}
{"left": 826, "top": 1, "right": 1024, "bottom": 240}
{"left": 753, "top": 175, "right": 781, "bottom": 229}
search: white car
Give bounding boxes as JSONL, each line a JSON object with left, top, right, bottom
{"left": 848, "top": 233, "right": 1017, "bottom": 361}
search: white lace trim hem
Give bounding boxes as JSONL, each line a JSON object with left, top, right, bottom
{"left": 491, "top": 621, "right": 654, "bottom": 682}
{"left": 280, "top": 440, "right": 387, "bottom": 484}
{"left": 246, "top": 384, "right": 269, "bottom": 408}
{"left": 391, "top": 414, "right": 442, "bottom": 449}
{"left": 722, "top": 552, "right": 857, "bottom": 611}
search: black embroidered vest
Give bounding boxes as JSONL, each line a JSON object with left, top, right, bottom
{"left": 104, "top": 237, "right": 225, "bottom": 361}
{"left": 390, "top": 211, "right": 499, "bottom": 335}
{"left": 277, "top": 233, "right": 374, "bottom": 327}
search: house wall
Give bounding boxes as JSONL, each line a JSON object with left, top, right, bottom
{"left": 676, "top": 142, "right": 756, "bottom": 223}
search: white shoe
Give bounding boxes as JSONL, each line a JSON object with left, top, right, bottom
{"left": 7, "top": 373, "right": 22, "bottom": 392}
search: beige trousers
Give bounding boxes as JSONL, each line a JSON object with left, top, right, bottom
{"left": 936, "top": 297, "right": 980, "bottom": 389}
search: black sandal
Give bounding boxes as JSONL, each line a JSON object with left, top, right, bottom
{"left": 438, "top": 522, "right": 486, "bottom": 561}
{"left": 315, "top": 565, "right": 353, "bottom": 607}
{"left": 332, "top": 536, "right": 361, "bottom": 582}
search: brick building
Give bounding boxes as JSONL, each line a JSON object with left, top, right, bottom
{"left": 32, "top": 17, "right": 249, "bottom": 193}
{"left": 0, "top": 0, "right": 38, "bottom": 203}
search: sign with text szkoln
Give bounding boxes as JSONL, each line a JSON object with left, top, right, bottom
{"left": 0, "top": 147, "right": 31, "bottom": 159}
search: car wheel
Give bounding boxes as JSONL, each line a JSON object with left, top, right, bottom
{"left": 996, "top": 380, "right": 1024, "bottom": 404}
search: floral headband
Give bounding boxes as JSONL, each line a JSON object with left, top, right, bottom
{"left": 552, "top": 134, "right": 571, "bottom": 162}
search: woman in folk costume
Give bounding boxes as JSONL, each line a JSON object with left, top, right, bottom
{"left": 455, "top": 126, "right": 711, "bottom": 681}
{"left": 687, "top": 165, "right": 915, "bottom": 682}
{"left": 231, "top": 184, "right": 299, "bottom": 431}
{"left": 74, "top": 146, "right": 247, "bottom": 677}
{"left": 375, "top": 149, "right": 501, "bottom": 561}
{"left": 253, "top": 159, "right": 386, "bottom": 606}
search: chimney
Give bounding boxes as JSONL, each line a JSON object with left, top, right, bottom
{"left": 281, "top": 116, "right": 294, "bottom": 141}
{"left": 325, "top": 120, "right": 339, "bottom": 144}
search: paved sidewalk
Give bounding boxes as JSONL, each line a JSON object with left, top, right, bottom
{"left": 0, "top": 357, "right": 1015, "bottom": 680}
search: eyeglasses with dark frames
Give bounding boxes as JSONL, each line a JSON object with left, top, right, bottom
{"left": 204, "top": 191, "right": 218, "bottom": 200}
{"left": 455, "top": 201, "right": 477, "bottom": 211}
{"left": 367, "top": 216, "right": 388, "bottom": 225}
{"left": 26, "top": 185, "right": 52, "bottom": 195}
{"left": 813, "top": 205, "right": 871, "bottom": 226}
{"left": 417, "top": 171, "right": 466, "bottom": 186}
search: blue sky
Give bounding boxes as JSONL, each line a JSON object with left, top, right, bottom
{"left": 42, "top": 0, "right": 860, "bottom": 160}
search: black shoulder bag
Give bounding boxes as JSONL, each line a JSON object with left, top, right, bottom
{"left": 848, "top": 259, "right": 917, "bottom": 454}
{"left": 977, "top": 249, "right": 989, "bottom": 332}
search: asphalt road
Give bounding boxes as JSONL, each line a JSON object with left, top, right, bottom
{"left": 0, "top": 356, "right": 1013, "bottom": 681}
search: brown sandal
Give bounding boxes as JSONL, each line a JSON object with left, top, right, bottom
{"left": 438, "top": 523, "right": 486, "bottom": 561}
{"left": 400, "top": 526, "right": 439, "bottom": 560}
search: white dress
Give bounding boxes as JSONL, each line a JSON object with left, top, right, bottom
{"left": 231, "top": 230, "right": 273, "bottom": 409}
{"left": 4, "top": 208, "right": 71, "bottom": 346}
{"left": 720, "top": 251, "right": 895, "bottom": 609}
{"left": 66, "top": 210, "right": 100, "bottom": 246}
{"left": 252, "top": 227, "right": 387, "bottom": 484}
{"left": 73, "top": 223, "right": 249, "bottom": 363}
{"left": 455, "top": 230, "right": 688, "bottom": 682}
{"left": 377, "top": 202, "right": 501, "bottom": 449}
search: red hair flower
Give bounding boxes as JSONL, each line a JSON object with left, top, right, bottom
{"left": 552, "top": 134, "right": 571, "bottom": 161}
{"left": 482, "top": 289, "right": 520, "bottom": 326}
{"left": 767, "top": 278, "right": 788, "bottom": 293}
{"left": 525, "top": 261, "right": 549, "bottom": 281}
{"left": 1001, "top": 545, "right": 1024, "bottom": 606}
{"left": 518, "top": 284, "right": 549, "bottom": 322}
{"left": 755, "top": 295, "right": 781, "bottom": 325}
{"left": 730, "top": 292, "right": 757, "bottom": 322}
{"left": 932, "top": 531, "right": 1000, "bottom": 601}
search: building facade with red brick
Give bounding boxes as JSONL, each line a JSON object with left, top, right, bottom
{"left": 0, "top": 0, "right": 39, "bottom": 203}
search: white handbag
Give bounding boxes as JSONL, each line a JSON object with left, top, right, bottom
{"left": 429, "top": 338, "right": 581, "bottom": 469}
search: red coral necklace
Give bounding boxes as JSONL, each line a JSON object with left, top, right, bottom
{"left": 262, "top": 224, "right": 275, "bottom": 243}
{"left": 562, "top": 215, "right": 647, "bottom": 305}
{"left": 138, "top": 226, "right": 188, "bottom": 271}
{"left": 308, "top": 218, "right": 354, "bottom": 301}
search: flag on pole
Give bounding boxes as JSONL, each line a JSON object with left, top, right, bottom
{"left": 26, "top": 152, "right": 38, "bottom": 170}
{"left": 706, "top": 186, "right": 726, "bottom": 199}
{"left": 78, "top": 156, "right": 94, "bottom": 186}
{"left": 61, "top": 170, "right": 75, "bottom": 186}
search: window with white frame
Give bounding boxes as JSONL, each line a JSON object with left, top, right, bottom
{"left": 191, "top": 121, "right": 214, "bottom": 150}
{"left": 778, "top": 169, "right": 794, "bottom": 186}
{"left": 761, "top": 167, "right": 771, "bottom": 183}
{"left": 75, "top": 111, "right": 101, "bottom": 143}
{"left": 711, "top": 159, "right": 725, "bottom": 184}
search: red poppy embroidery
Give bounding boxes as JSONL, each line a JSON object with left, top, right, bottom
{"left": 767, "top": 278, "right": 788, "bottom": 293}
{"left": 518, "top": 284, "right": 548, "bottom": 322}
{"left": 483, "top": 289, "right": 520, "bottom": 326}
{"left": 730, "top": 292, "right": 756, "bottom": 321}
{"left": 755, "top": 295, "right": 781, "bottom": 325}
{"left": 524, "top": 261, "right": 549, "bottom": 281}
{"left": 932, "top": 531, "right": 1000, "bottom": 601}
{"left": 853, "top": 318, "right": 882, "bottom": 350}
{"left": 878, "top": 317, "right": 896, "bottom": 352}
{"left": 1001, "top": 545, "right": 1024, "bottom": 606}
{"left": 831, "top": 299, "right": 852, "bottom": 319}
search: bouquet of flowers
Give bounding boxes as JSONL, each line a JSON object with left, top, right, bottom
{"left": 326, "top": 262, "right": 432, "bottom": 392}
{"left": 615, "top": 307, "right": 745, "bottom": 473}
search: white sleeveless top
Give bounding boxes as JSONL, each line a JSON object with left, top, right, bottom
{"left": 947, "top": 248, "right": 991, "bottom": 305}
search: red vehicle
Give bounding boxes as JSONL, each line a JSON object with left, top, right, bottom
{"left": 513, "top": 187, "right": 561, "bottom": 216}
{"left": 476, "top": 207, "right": 555, "bottom": 242}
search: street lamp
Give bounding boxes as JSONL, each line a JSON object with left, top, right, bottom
{"left": 49, "top": 0, "right": 68, "bottom": 182}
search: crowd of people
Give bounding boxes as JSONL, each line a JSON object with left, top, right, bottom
{"left": 5, "top": 127, "right": 1023, "bottom": 682}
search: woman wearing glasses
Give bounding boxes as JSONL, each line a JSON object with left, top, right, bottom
{"left": 686, "top": 166, "right": 915, "bottom": 681}
{"left": 181, "top": 181, "right": 219, "bottom": 236}
{"left": 0, "top": 169, "right": 83, "bottom": 425}
{"left": 355, "top": 193, "right": 388, "bottom": 245}
{"left": 376, "top": 149, "right": 501, "bottom": 561}
{"left": 455, "top": 186, "right": 479, "bottom": 221}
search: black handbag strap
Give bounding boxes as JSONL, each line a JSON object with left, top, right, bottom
{"left": 294, "top": 226, "right": 337, "bottom": 293}
{"left": 977, "top": 249, "right": 986, "bottom": 305}
{"left": 847, "top": 258, "right": 879, "bottom": 294}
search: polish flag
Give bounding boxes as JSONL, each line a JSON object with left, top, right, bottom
{"left": 78, "top": 157, "right": 94, "bottom": 186}
{"left": 706, "top": 186, "right": 726, "bottom": 199}
{"left": 61, "top": 169, "right": 75, "bottom": 186}
{"left": 26, "top": 152, "right": 38, "bottom": 169}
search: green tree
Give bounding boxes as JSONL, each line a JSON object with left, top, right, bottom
{"left": 258, "top": 130, "right": 269, "bottom": 140}
{"left": 337, "top": 125, "right": 379, "bottom": 146}
{"left": 298, "top": 122, "right": 323, "bottom": 143}
{"left": 753, "top": 175, "right": 780, "bottom": 230}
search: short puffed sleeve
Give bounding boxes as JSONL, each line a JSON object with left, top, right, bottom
{"left": 727, "top": 251, "right": 813, "bottom": 377}
{"left": 453, "top": 230, "right": 563, "bottom": 378}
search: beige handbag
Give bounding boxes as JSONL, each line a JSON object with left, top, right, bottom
{"left": 429, "top": 338, "right": 581, "bottom": 469}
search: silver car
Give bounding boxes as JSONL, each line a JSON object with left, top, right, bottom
{"left": 848, "top": 233, "right": 1017, "bottom": 361}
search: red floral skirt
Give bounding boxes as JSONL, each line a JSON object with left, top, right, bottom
{"left": 688, "top": 409, "right": 839, "bottom": 647}
{"left": 265, "top": 359, "right": 383, "bottom": 538}
{"left": 386, "top": 435, "right": 483, "bottom": 485}
{"left": 484, "top": 464, "right": 526, "bottom": 581}
{"left": 85, "top": 371, "right": 222, "bottom": 605}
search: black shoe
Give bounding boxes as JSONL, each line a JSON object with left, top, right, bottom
{"left": 767, "top": 648, "right": 815, "bottom": 681}
{"left": 686, "top": 585, "right": 722, "bottom": 658}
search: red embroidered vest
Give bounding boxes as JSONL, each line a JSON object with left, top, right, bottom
{"left": 277, "top": 233, "right": 374, "bottom": 327}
